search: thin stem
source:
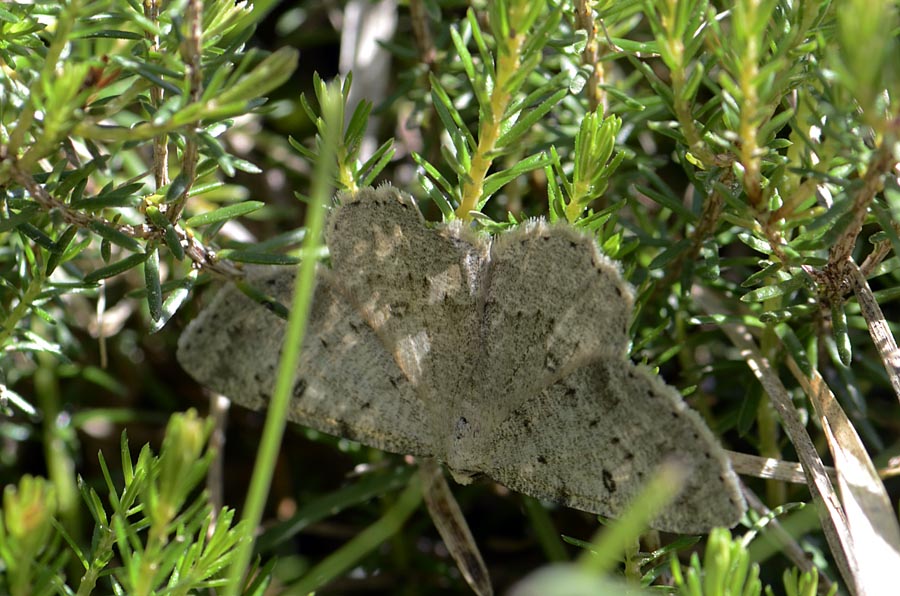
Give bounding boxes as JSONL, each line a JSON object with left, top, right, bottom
{"left": 455, "top": 31, "right": 526, "bottom": 218}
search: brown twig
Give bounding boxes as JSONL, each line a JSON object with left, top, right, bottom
{"left": 9, "top": 163, "right": 243, "bottom": 279}
{"left": 145, "top": 0, "right": 169, "bottom": 191}
{"left": 168, "top": 0, "right": 204, "bottom": 224}
{"left": 574, "top": 0, "right": 606, "bottom": 112}
{"left": 827, "top": 123, "right": 899, "bottom": 270}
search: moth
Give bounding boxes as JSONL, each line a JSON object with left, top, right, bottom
{"left": 177, "top": 185, "right": 745, "bottom": 533}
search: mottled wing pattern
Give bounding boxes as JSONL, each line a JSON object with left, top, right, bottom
{"left": 177, "top": 266, "right": 434, "bottom": 456}
{"left": 481, "top": 359, "right": 745, "bottom": 534}
{"left": 178, "top": 186, "right": 748, "bottom": 533}
{"left": 479, "top": 221, "right": 633, "bottom": 418}
{"left": 326, "top": 186, "right": 490, "bottom": 415}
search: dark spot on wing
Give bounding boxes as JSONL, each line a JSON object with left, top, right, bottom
{"left": 455, "top": 416, "right": 468, "bottom": 440}
{"left": 293, "top": 378, "right": 307, "bottom": 399}
{"left": 589, "top": 418, "right": 600, "bottom": 428}
{"left": 565, "top": 387, "right": 577, "bottom": 398}
{"left": 361, "top": 401, "right": 371, "bottom": 410}
{"left": 319, "top": 337, "right": 329, "bottom": 348}
{"left": 602, "top": 469, "right": 616, "bottom": 493}
{"left": 569, "top": 240, "right": 578, "bottom": 248}
{"left": 336, "top": 420, "right": 352, "bottom": 439}
{"left": 624, "top": 451, "right": 634, "bottom": 461}
{"left": 610, "top": 436, "right": 619, "bottom": 445}
{"left": 544, "top": 353, "right": 559, "bottom": 372}
{"left": 615, "top": 286, "right": 622, "bottom": 297}
{"left": 537, "top": 455, "right": 547, "bottom": 464}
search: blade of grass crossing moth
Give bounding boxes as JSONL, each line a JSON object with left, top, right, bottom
{"left": 222, "top": 78, "right": 341, "bottom": 596}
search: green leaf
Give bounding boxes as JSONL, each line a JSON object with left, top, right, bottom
{"left": 235, "top": 276, "right": 291, "bottom": 319}
{"left": 740, "top": 275, "right": 807, "bottom": 302}
{"left": 411, "top": 152, "right": 456, "bottom": 200}
{"left": 217, "top": 249, "right": 300, "bottom": 265}
{"left": 71, "top": 183, "right": 145, "bottom": 210}
{"left": 88, "top": 221, "right": 142, "bottom": 253}
{"left": 359, "top": 140, "right": 396, "bottom": 188}
{"left": 344, "top": 99, "right": 373, "bottom": 150}
{"left": 46, "top": 225, "right": 79, "bottom": 275}
{"left": 633, "top": 175, "right": 697, "bottom": 221}
{"left": 831, "top": 302, "right": 852, "bottom": 366}
{"left": 145, "top": 206, "right": 185, "bottom": 260}
{"left": 648, "top": 238, "right": 691, "bottom": 270}
{"left": 144, "top": 246, "right": 162, "bottom": 322}
{"left": 197, "top": 130, "right": 235, "bottom": 177}
{"left": 495, "top": 88, "right": 567, "bottom": 149}
{"left": 17, "top": 223, "right": 55, "bottom": 249}
{"left": 481, "top": 153, "right": 552, "bottom": 200}
{"left": 84, "top": 252, "right": 151, "bottom": 284}
{"left": 741, "top": 260, "right": 782, "bottom": 287}
{"left": 776, "top": 323, "right": 812, "bottom": 376}
{"left": 165, "top": 172, "right": 190, "bottom": 204}
{"left": 451, "top": 24, "right": 491, "bottom": 114}
{"left": 184, "top": 201, "right": 265, "bottom": 227}
{"left": 0, "top": 204, "right": 40, "bottom": 232}
{"left": 150, "top": 270, "right": 198, "bottom": 334}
